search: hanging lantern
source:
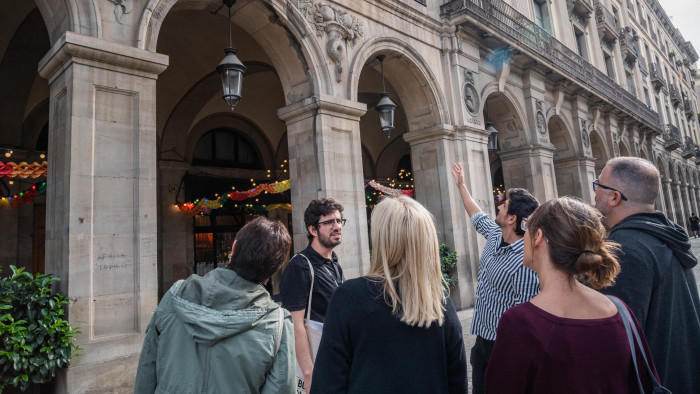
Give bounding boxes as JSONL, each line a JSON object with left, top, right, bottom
{"left": 217, "top": 0, "right": 246, "bottom": 110}
{"left": 486, "top": 122, "right": 499, "bottom": 151}
{"left": 374, "top": 55, "right": 396, "bottom": 137}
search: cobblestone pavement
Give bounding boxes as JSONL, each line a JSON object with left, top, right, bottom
{"left": 455, "top": 236, "right": 700, "bottom": 393}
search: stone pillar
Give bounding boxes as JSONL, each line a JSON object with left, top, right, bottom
{"left": 404, "top": 124, "right": 487, "bottom": 309}
{"left": 662, "top": 179, "right": 676, "bottom": 221}
{"left": 278, "top": 95, "right": 369, "bottom": 279}
{"left": 655, "top": 178, "right": 667, "bottom": 213}
{"left": 673, "top": 181, "right": 686, "bottom": 225}
{"left": 682, "top": 183, "right": 694, "bottom": 232}
{"left": 38, "top": 32, "right": 167, "bottom": 393}
{"left": 498, "top": 146, "right": 558, "bottom": 203}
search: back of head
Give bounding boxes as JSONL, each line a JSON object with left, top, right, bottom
{"left": 506, "top": 188, "right": 540, "bottom": 236}
{"left": 228, "top": 216, "right": 292, "bottom": 283}
{"left": 368, "top": 195, "right": 445, "bottom": 327}
{"left": 606, "top": 157, "right": 660, "bottom": 206}
{"left": 304, "top": 198, "right": 344, "bottom": 243}
{"left": 527, "top": 197, "right": 621, "bottom": 289}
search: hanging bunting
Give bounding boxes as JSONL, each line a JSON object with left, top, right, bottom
{"left": 0, "top": 161, "right": 48, "bottom": 179}
{"left": 365, "top": 180, "right": 415, "bottom": 198}
{"left": 177, "top": 180, "right": 291, "bottom": 217}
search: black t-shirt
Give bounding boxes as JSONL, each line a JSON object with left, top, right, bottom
{"left": 279, "top": 244, "right": 344, "bottom": 323}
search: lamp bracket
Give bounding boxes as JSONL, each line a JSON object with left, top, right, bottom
{"left": 223, "top": 0, "right": 236, "bottom": 8}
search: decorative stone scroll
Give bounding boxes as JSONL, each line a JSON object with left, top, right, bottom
{"left": 462, "top": 69, "right": 479, "bottom": 116}
{"left": 299, "top": 0, "right": 364, "bottom": 82}
{"left": 536, "top": 100, "right": 546, "bottom": 135}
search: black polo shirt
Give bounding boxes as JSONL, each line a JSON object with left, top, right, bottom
{"left": 279, "top": 244, "right": 344, "bottom": 323}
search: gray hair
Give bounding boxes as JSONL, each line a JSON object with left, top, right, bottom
{"left": 606, "top": 157, "right": 660, "bottom": 205}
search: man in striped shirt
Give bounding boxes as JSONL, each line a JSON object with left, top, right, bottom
{"left": 451, "top": 163, "right": 540, "bottom": 394}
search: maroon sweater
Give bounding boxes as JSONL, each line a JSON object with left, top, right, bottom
{"left": 485, "top": 301, "right": 659, "bottom": 394}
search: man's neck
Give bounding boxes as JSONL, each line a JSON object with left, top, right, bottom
{"left": 605, "top": 204, "right": 654, "bottom": 228}
{"left": 310, "top": 241, "right": 334, "bottom": 260}
{"left": 502, "top": 226, "right": 523, "bottom": 244}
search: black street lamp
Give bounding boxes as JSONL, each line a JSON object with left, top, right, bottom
{"left": 217, "top": 0, "right": 246, "bottom": 110}
{"left": 375, "top": 55, "right": 396, "bottom": 138}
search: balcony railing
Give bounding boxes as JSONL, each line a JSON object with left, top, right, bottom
{"left": 663, "top": 124, "right": 682, "bottom": 151}
{"left": 650, "top": 63, "right": 667, "bottom": 92}
{"left": 682, "top": 136, "right": 695, "bottom": 159}
{"left": 669, "top": 85, "right": 681, "bottom": 107}
{"left": 619, "top": 28, "right": 638, "bottom": 62}
{"left": 439, "top": 0, "right": 661, "bottom": 132}
{"left": 594, "top": 2, "right": 618, "bottom": 43}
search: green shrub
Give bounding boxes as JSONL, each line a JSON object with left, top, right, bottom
{"left": 0, "top": 266, "right": 80, "bottom": 392}
{"left": 439, "top": 244, "right": 458, "bottom": 288}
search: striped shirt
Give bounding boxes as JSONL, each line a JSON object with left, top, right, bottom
{"left": 469, "top": 212, "right": 540, "bottom": 341}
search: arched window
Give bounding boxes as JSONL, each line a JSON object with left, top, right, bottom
{"left": 193, "top": 128, "right": 261, "bottom": 169}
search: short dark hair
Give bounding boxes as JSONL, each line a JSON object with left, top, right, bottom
{"left": 227, "top": 216, "right": 291, "bottom": 283}
{"left": 304, "top": 198, "right": 344, "bottom": 243}
{"left": 506, "top": 188, "right": 539, "bottom": 237}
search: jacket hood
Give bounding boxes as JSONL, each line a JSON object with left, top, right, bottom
{"left": 169, "top": 268, "right": 279, "bottom": 345}
{"left": 611, "top": 211, "right": 697, "bottom": 269}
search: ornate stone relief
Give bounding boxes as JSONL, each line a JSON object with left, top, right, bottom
{"left": 612, "top": 132, "right": 620, "bottom": 157}
{"left": 299, "top": 0, "right": 364, "bottom": 82}
{"left": 581, "top": 119, "right": 590, "bottom": 148}
{"left": 634, "top": 141, "right": 641, "bottom": 157}
{"left": 536, "top": 100, "right": 546, "bottom": 135}
{"left": 107, "top": 0, "right": 132, "bottom": 24}
{"left": 462, "top": 69, "right": 479, "bottom": 116}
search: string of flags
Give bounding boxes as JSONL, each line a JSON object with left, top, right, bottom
{"left": 365, "top": 180, "right": 415, "bottom": 198}
{"left": 0, "top": 182, "right": 46, "bottom": 209}
{"left": 177, "top": 180, "right": 292, "bottom": 216}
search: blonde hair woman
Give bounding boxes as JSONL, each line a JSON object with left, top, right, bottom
{"left": 310, "top": 196, "right": 468, "bottom": 394}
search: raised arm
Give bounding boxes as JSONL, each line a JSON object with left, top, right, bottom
{"left": 451, "top": 162, "right": 482, "bottom": 217}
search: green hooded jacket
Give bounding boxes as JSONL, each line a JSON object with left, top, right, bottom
{"left": 134, "top": 268, "right": 296, "bottom": 393}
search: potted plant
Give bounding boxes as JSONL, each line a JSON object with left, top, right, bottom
{"left": 668, "top": 51, "right": 675, "bottom": 57}
{"left": 439, "top": 244, "right": 458, "bottom": 288}
{"left": 0, "top": 266, "right": 80, "bottom": 392}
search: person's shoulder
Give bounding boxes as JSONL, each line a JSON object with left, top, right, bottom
{"left": 284, "top": 253, "right": 313, "bottom": 270}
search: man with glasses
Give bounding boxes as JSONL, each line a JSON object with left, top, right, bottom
{"left": 451, "top": 163, "right": 540, "bottom": 394}
{"left": 279, "top": 198, "right": 346, "bottom": 392}
{"left": 594, "top": 157, "right": 700, "bottom": 394}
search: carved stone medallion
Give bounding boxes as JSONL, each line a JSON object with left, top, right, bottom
{"left": 462, "top": 69, "right": 479, "bottom": 116}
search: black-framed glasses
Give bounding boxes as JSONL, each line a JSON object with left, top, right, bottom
{"left": 592, "top": 179, "right": 628, "bottom": 201}
{"left": 317, "top": 218, "right": 347, "bottom": 227}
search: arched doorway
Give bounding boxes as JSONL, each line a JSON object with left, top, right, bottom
{"left": 548, "top": 115, "right": 579, "bottom": 197}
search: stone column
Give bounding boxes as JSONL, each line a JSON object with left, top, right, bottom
{"left": 673, "top": 181, "right": 686, "bottom": 225}
{"left": 278, "top": 95, "right": 369, "bottom": 279}
{"left": 404, "top": 124, "right": 488, "bottom": 309}
{"left": 37, "top": 32, "right": 167, "bottom": 392}
{"left": 662, "top": 179, "right": 676, "bottom": 221}
{"left": 655, "top": 178, "right": 667, "bottom": 213}
{"left": 498, "top": 146, "right": 558, "bottom": 203}
{"left": 682, "top": 183, "right": 694, "bottom": 232}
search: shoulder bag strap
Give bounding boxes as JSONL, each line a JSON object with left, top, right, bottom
{"left": 608, "top": 296, "right": 667, "bottom": 393}
{"left": 274, "top": 307, "right": 284, "bottom": 358}
{"left": 294, "top": 253, "right": 315, "bottom": 322}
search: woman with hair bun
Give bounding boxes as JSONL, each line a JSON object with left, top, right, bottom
{"left": 485, "top": 197, "right": 660, "bottom": 393}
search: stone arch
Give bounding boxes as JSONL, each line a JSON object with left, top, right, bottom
{"left": 548, "top": 114, "right": 579, "bottom": 197}
{"left": 139, "top": 0, "right": 323, "bottom": 103}
{"left": 589, "top": 129, "right": 609, "bottom": 175}
{"left": 640, "top": 146, "right": 650, "bottom": 161}
{"left": 361, "top": 144, "right": 376, "bottom": 179}
{"left": 184, "top": 113, "right": 275, "bottom": 171}
{"left": 375, "top": 137, "right": 411, "bottom": 180}
{"left": 349, "top": 37, "right": 450, "bottom": 130}
{"left": 21, "top": 99, "right": 50, "bottom": 149}
{"left": 482, "top": 90, "right": 530, "bottom": 150}
{"left": 619, "top": 141, "right": 631, "bottom": 157}
{"left": 36, "top": 0, "right": 99, "bottom": 44}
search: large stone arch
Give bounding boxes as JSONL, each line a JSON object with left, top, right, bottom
{"left": 480, "top": 84, "right": 532, "bottom": 148}
{"left": 349, "top": 36, "right": 450, "bottom": 130}
{"left": 138, "top": 0, "right": 324, "bottom": 102}
{"left": 548, "top": 114, "right": 580, "bottom": 197}
{"left": 36, "top": 0, "right": 99, "bottom": 44}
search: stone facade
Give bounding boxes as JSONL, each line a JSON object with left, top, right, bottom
{"left": 0, "top": 0, "right": 699, "bottom": 391}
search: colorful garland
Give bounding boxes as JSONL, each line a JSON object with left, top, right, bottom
{"left": 365, "top": 180, "right": 415, "bottom": 198}
{"left": 177, "top": 180, "right": 291, "bottom": 216}
{"left": 0, "top": 182, "right": 47, "bottom": 209}
{"left": 0, "top": 161, "right": 48, "bottom": 178}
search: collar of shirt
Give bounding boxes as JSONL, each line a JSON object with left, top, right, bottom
{"left": 491, "top": 236, "right": 524, "bottom": 257}
{"left": 303, "top": 244, "right": 338, "bottom": 267}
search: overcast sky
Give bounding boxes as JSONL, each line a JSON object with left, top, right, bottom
{"left": 658, "top": 0, "right": 700, "bottom": 64}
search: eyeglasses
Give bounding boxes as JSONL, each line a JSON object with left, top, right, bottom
{"left": 317, "top": 218, "right": 347, "bottom": 227}
{"left": 592, "top": 179, "right": 628, "bottom": 201}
